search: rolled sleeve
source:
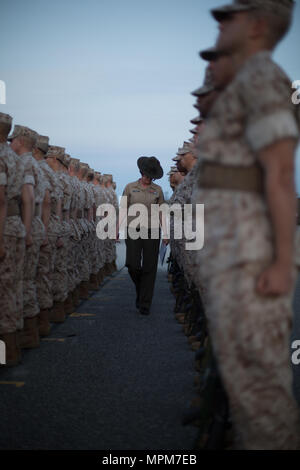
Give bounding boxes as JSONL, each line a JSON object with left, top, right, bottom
{"left": 23, "top": 175, "right": 35, "bottom": 185}
{"left": 246, "top": 110, "right": 299, "bottom": 152}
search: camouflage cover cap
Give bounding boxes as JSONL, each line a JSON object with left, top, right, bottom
{"left": 79, "top": 162, "right": 89, "bottom": 169}
{"left": 177, "top": 142, "right": 192, "bottom": 156}
{"left": 70, "top": 158, "right": 80, "bottom": 164}
{"left": 46, "top": 145, "right": 65, "bottom": 158}
{"left": 103, "top": 174, "right": 113, "bottom": 181}
{"left": 0, "top": 112, "right": 12, "bottom": 126}
{"left": 36, "top": 135, "right": 49, "bottom": 154}
{"left": 190, "top": 116, "right": 203, "bottom": 125}
{"left": 8, "top": 125, "right": 38, "bottom": 143}
{"left": 211, "top": 0, "right": 294, "bottom": 22}
{"left": 191, "top": 68, "right": 214, "bottom": 97}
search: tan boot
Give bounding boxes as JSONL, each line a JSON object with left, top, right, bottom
{"left": 72, "top": 289, "right": 80, "bottom": 307}
{"left": 19, "top": 317, "right": 40, "bottom": 349}
{"left": 183, "top": 325, "right": 190, "bottom": 336}
{"left": 175, "top": 313, "right": 185, "bottom": 324}
{"left": 64, "top": 294, "right": 74, "bottom": 315}
{"left": 191, "top": 341, "right": 201, "bottom": 352}
{"left": 97, "top": 270, "right": 103, "bottom": 285}
{"left": 188, "top": 335, "right": 197, "bottom": 345}
{"left": 38, "top": 309, "right": 51, "bottom": 337}
{"left": 112, "top": 261, "right": 117, "bottom": 273}
{"left": 194, "top": 374, "right": 201, "bottom": 387}
{"left": 104, "top": 263, "right": 110, "bottom": 276}
{"left": 79, "top": 281, "right": 89, "bottom": 300}
{"left": 0, "top": 332, "right": 21, "bottom": 367}
{"left": 49, "top": 302, "right": 66, "bottom": 323}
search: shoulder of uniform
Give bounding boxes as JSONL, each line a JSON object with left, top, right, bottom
{"left": 237, "top": 52, "right": 290, "bottom": 90}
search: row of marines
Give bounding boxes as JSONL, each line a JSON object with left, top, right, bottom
{"left": 167, "top": 0, "right": 300, "bottom": 450}
{"left": 0, "top": 115, "right": 118, "bottom": 367}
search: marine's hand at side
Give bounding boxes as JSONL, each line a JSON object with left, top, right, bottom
{"left": 256, "top": 261, "right": 294, "bottom": 297}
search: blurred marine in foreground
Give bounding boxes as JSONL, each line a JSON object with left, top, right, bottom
{"left": 192, "top": 0, "right": 300, "bottom": 449}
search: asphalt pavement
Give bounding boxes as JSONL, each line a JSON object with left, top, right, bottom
{"left": 0, "top": 244, "right": 299, "bottom": 450}
{"left": 0, "top": 245, "right": 198, "bottom": 450}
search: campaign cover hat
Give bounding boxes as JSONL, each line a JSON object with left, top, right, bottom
{"left": 137, "top": 156, "right": 163, "bottom": 180}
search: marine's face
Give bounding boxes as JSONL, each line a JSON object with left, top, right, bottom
{"left": 141, "top": 174, "right": 152, "bottom": 185}
{"left": 176, "top": 159, "right": 185, "bottom": 174}
{"left": 216, "top": 11, "right": 251, "bottom": 54}
{"left": 209, "top": 54, "right": 235, "bottom": 91}
{"left": 196, "top": 91, "right": 219, "bottom": 119}
{"left": 181, "top": 152, "right": 195, "bottom": 170}
{"left": 10, "top": 136, "right": 21, "bottom": 154}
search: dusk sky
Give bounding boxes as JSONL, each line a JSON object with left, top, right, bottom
{"left": 1, "top": 0, "right": 300, "bottom": 198}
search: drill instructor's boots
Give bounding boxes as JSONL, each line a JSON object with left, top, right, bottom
{"left": 38, "top": 309, "right": 51, "bottom": 337}
{"left": 49, "top": 302, "right": 66, "bottom": 323}
{"left": 19, "top": 317, "right": 40, "bottom": 349}
{"left": 0, "top": 332, "right": 21, "bottom": 367}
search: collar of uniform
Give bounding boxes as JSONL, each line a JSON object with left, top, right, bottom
{"left": 135, "top": 179, "right": 157, "bottom": 190}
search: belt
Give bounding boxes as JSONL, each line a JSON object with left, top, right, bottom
{"left": 35, "top": 204, "right": 42, "bottom": 217}
{"left": 7, "top": 199, "right": 21, "bottom": 217}
{"left": 198, "top": 162, "right": 264, "bottom": 194}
